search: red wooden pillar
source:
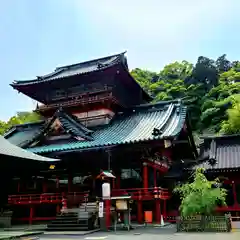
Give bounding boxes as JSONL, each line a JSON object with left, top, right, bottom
{"left": 155, "top": 198, "right": 161, "bottom": 223}
{"left": 154, "top": 168, "right": 157, "bottom": 187}
{"left": 116, "top": 175, "right": 121, "bottom": 189}
{"left": 29, "top": 206, "right": 34, "bottom": 225}
{"left": 143, "top": 162, "right": 148, "bottom": 191}
{"left": 163, "top": 200, "right": 167, "bottom": 219}
{"left": 105, "top": 199, "right": 111, "bottom": 230}
{"left": 137, "top": 200, "right": 143, "bottom": 223}
{"left": 232, "top": 181, "right": 237, "bottom": 206}
{"left": 43, "top": 178, "right": 47, "bottom": 193}
{"left": 112, "top": 177, "right": 115, "bottom": 190}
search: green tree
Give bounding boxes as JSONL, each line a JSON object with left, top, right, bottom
{"left": 216, "top": 54, "right": 231, "bottom": 73}
{"left": 7, "top": 111, "right": 41, "bottom": 126}
{"left": 130, "top": 68, "right": 158, "bottom": 92}
{"left": 186, "top": 56, "right": 219, "bottom": 90}
{"left": 159, "top": 61, "right": 193, "bottom": 81}
{"left": 130, "top": 55, "right": 240, "bottom": 133}
{"left": 174, "top": 168, "right": 226, "bottom": 216}
{"left": 220, "top": 94, "right": 240, "bottom": 134}
{"left": 0, "top": 121, "right": 8, "bottom": 135}
{"left": 1, "top": 111, "right": 42, "bottom": 135}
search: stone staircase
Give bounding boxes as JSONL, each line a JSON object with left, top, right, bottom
{"left": 46, "top": 202, "right": 98, "bottom": 231}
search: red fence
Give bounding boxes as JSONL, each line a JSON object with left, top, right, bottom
{"left": 8, "top": 191, "right": 89, "bottom": 205}
{"left": 8, "top": 187, "right": 170, "bottom": 205}
{"left": 112, "top": 187, "right": 170, "bottom": 200}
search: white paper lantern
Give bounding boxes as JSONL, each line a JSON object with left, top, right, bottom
{"left": 102, "top": 182, "right": 111, "bottom": 199}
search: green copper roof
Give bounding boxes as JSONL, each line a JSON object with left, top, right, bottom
{"left": 6, "top": 127, "right": 42, "bottom": 147}
{"left": 25, "top": 100, "right": 186, "bottom": 154}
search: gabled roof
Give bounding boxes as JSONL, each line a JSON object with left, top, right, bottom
{"left": 194, "top": 135, "right": 240, "bottom": 170}
{"left": 11, "top": 52, "right": 127, "bottom": 86}
{"left": 0, "top": 136, "right": 58, "bottom": 162}
{"left": 4, "top": 121, "right": 45, "bottom": 148}
{"left": 5, "top": 108, "right": 93, "bottom": 148}
{"left": 21, "top": 99, "right": 188, "bottom": 154}
{"left": 10, "top": 52, "right": 152, "bottom": 104}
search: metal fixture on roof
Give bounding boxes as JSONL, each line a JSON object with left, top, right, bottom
{"left": 152, "top": 128, "right": 163, "bottom": 137}
{"left": 208, "top": 158, "right": 217, "bottom": 166}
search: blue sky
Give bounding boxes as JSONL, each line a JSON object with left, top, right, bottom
{"left": 1, "top": 0, "right": 240, "bottom": 120}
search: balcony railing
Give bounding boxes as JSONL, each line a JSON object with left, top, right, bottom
{"left": 8, "top": 191, "right": 89, "bottom": 205}
{"left": 36, "top": 91, "right": 114, "bottom": 112}
{"left": 112, "top": 187, "right": 170, "bottom": 200}
{"left": 8, "top": 187, "right": 170, "bottom": 205}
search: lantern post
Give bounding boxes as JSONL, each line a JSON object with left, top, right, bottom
{"left": 102, "top": 182, "right": 111, "bottom": 230}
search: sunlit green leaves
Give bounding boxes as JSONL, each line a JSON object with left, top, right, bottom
{"left": 0, "top": 112, "right": 42, "bottom": 135}
{"left": 220, "top": 94, "right": 240, "bottom": 134}
{"left": 174, "top": 168, "right": 227, "bottom": 216}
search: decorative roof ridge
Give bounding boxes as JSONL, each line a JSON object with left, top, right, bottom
{"left": 11, "top": 52, "right": 126, "bottom": 85}
{"left": 4, "top": 120, "right": 45, "bottom": 138}
{"left": 117, "top": 99, "right": 183, "bottom": 115}
{"left": 56, "top": 51, "right": 126, "bottom": 71}
{"left": 12, "top": 120, "right": 44, "bottom": 128}
{"left": 132, "top": 99, "right": 182, "bottom": 109}
{"left": 200, "top": 134, "right": 240, "bottom": 140}
{"left": 3, "top": 127, "right": 17, "bottom": 138}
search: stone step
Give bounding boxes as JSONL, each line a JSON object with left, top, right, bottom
{"left": 52, "top": 219, "right": 79, "bottom": 224}
{"left": 48, "top": 223, "right": 87, "bottom": 228}
{"left": 46, "top": 226, "right": 89, "bottom": 231}
{"left": 55, "top": 216, "right": 79, "bottom": 221}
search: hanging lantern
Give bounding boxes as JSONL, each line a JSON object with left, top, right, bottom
{"left": 102, "top": 182, "right": 111, "bottom": 199}
{"left": 49, "top": 165, "right": 55, "bottom": 170}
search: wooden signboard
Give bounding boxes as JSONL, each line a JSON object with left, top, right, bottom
{"left": 116, "top": 200, "right": 128, "bottom": 210}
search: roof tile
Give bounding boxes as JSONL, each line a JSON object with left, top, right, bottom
{"left": 12, "top": 53, "right": 125, "bottom": 85}
{"left": 26, "top": 101, "right": 186, "bottom": 154}
{"left": 196, "top": 138, "right": 240, "bottom": 170}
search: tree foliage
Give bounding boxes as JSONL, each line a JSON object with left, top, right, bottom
{"left": 174, "top": 168, "right": 227, "bottom": 216}
{"left": 220, "top": 95, "right": 240, "bottom": 134}
{"left": 130, "top": 54, "right": 240, "bottom": 134}
{"left": 0, "top": 112, "right": 41, "bottom": 135}
{"left": 1, "top": 54, "right": 240, "bottom": 136}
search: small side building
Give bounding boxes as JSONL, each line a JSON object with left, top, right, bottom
{"left": 195, "top": 134, "right": 240, "bottom": 213}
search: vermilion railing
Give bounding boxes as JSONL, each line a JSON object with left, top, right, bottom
{"left": 8, "top": 187, "right": 170, "bottom": 205}
{"left": 8, "top": 191, "right": 89, "bottom": 205}
{"left": 112, "top": 187, "right": 170, "bottom": 200}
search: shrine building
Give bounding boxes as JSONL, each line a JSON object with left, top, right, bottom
{"left": 4, "top": 52, "right": 199, "bottom": 228}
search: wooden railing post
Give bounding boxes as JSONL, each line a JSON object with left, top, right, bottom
{"left": 143, "top": 162, "right": 148, "bottom": 191}
{"left": 232, "top": 181, "right": 238, "bottom": 206}
{"left": 29, "top": 206, "right": 34, "bottom": 225}
{"left": 137, "top": 190, "right": 143, "bottom": 223}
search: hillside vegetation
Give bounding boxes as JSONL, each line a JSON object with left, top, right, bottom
{"left": 131, "top": 54, "right": 240, "bottom": 135}
{"left": 1, "top": 54, "right": 240, "bottom": 136}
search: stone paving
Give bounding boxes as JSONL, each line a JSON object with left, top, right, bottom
{"left": 0, "top": 224, "right": 238, "bottom": 240}
{"left": 37, "top": 226, "right": 240, "bottom": 240}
